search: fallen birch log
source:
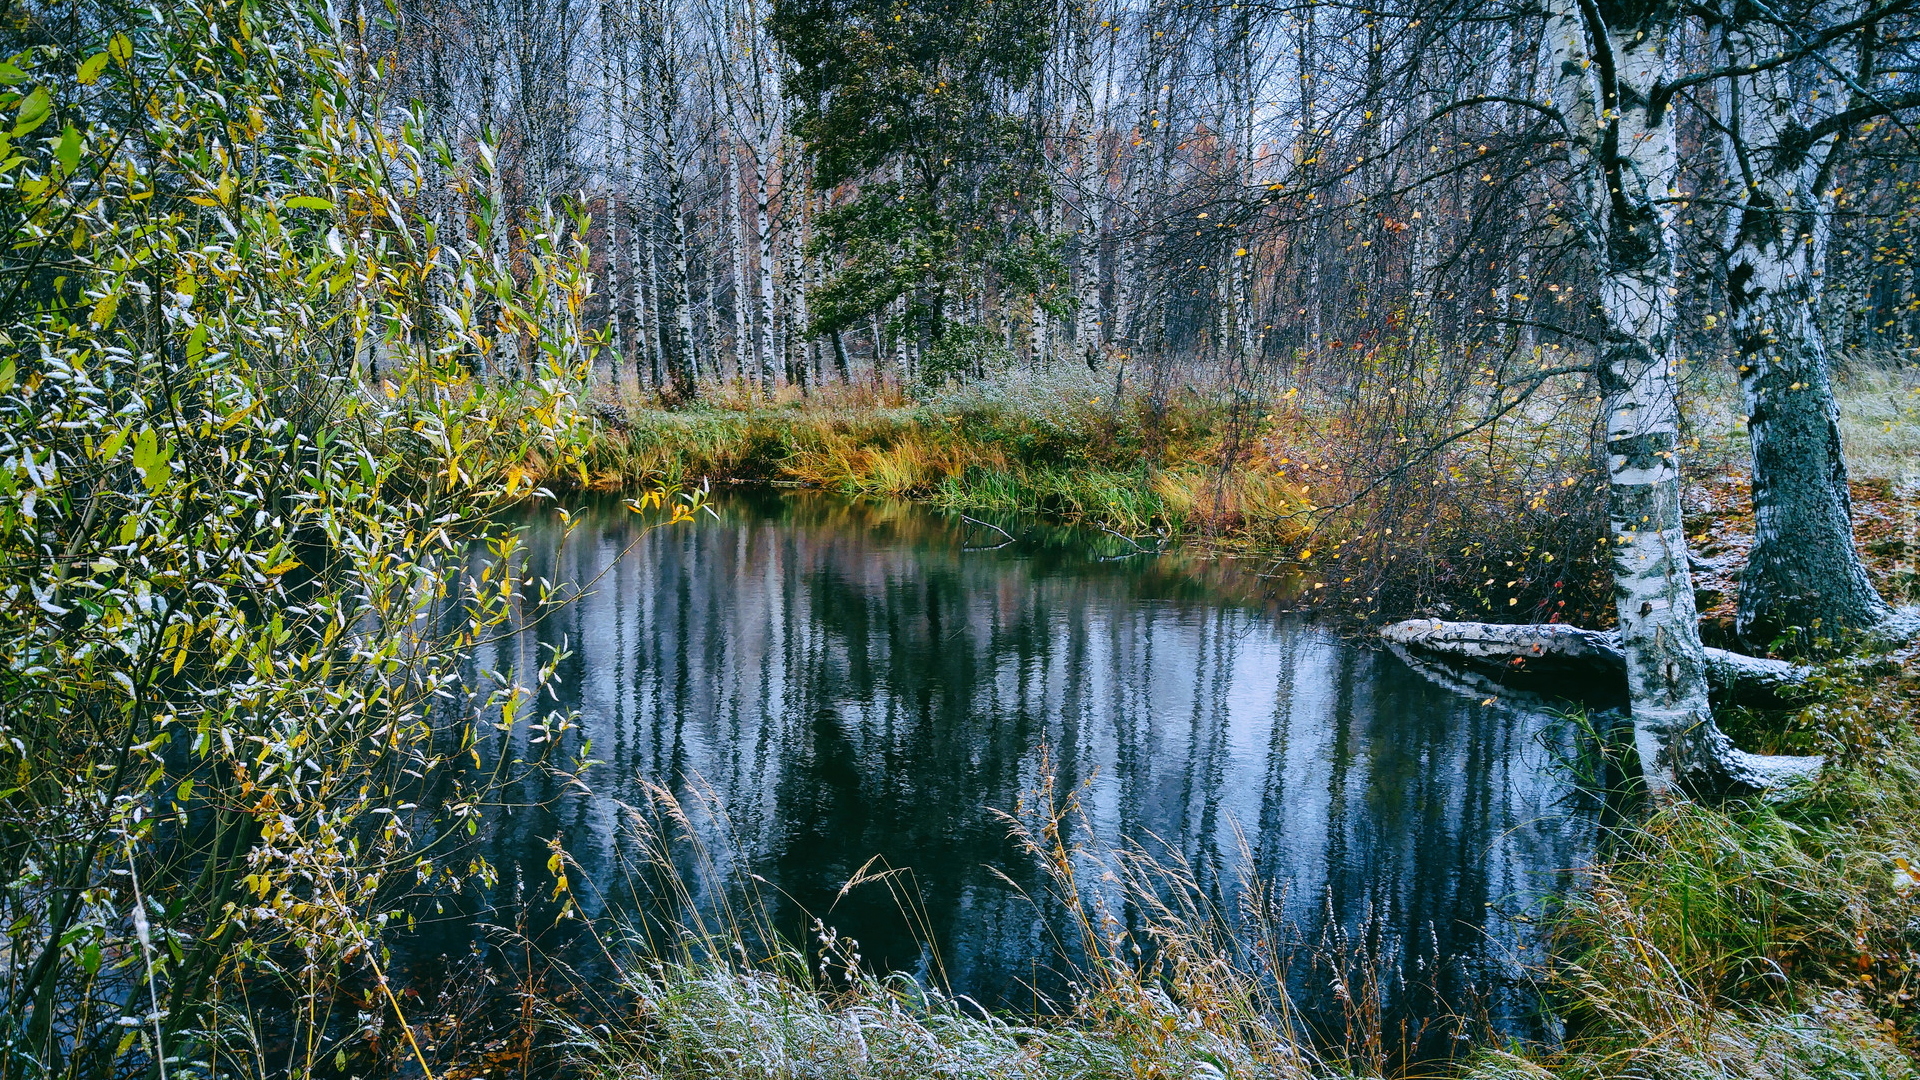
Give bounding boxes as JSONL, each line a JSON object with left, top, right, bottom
{"left": 1379, "top": 619, "right": 1813, "bottom": 706}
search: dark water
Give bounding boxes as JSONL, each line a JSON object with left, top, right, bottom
{"left": 422, "top": 491, "right": 1594, "bottom": 1062}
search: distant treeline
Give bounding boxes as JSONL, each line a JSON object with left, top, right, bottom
{"left": 361, "top": 0, "right": 1920, "bottom": 394}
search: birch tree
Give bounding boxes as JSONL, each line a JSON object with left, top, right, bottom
{"left": 1546, "top": 0, "right": 1816, "bottom": 792}
{"left": 1702, "top": 0, "right": 1920, "bottom": 644}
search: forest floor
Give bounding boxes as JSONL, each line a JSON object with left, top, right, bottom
{"left": 527, "top": 359, "right": 1920, "bottom": 1079}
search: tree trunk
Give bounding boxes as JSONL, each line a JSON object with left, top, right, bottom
{"left": 725, "top": 139, "right": 751, "bottom": 388}
{"left": 754, "top": 138, "right": 779, "bottom": 390}
{"left": 639, "top": 205, "right": 662, "bottom": 388}
{"left": 1114, "top": 18, "right": 1159, "bottom": 356}
{"left": 654, "top": 8, "right": 698, "bottom": 400}
{"left": 1068, "top": 0, "right": 1107, "bottom": 371}
{"left": 667, "top": 191, "right": 699, "bottom": 393}
{"left": 1715, "top": 11, "right": 1890, "bottom": 644}
{"left": 1548, "top": 0, "right": 1815, "bottom": 794}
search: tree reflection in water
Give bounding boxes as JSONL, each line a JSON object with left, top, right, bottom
{"left": 428, "top": 490, "right": 1594, "bottom": 1062}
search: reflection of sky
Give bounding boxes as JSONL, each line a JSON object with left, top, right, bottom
{"left": 459, "top": 492, "right": 1593, "bottom": 1062}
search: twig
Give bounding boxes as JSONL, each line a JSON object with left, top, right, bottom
{"left": 958, "top": 514, "right": 1015, "bottom": 542}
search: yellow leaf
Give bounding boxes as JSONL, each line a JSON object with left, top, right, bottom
{"left": 77, "top": 52, "right": 109, "bottom": 85}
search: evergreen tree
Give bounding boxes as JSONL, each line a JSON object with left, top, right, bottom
{"left": 771, "top": 0, "right": 1062, "bottom": 354}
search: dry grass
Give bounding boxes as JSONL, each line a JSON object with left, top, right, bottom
{"left": 1837, "top": 357, "right": 1920, "bottom": 485}
{"left": 550, "top": 779, "right": 1355, "bottom": 1080}
{"left": 543, "top": 364, "right": 1614, "bottom": 623}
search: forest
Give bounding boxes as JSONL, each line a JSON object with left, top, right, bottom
{"left": 2, "top": 0, "right": 1920, "bottom": 1075}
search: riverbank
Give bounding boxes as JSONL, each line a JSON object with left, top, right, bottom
{"left": 532, "top": 366, "right": 1621, "bottom": 627}
{"left": 507, "top": 356, "right": 1920, "bottom": 633}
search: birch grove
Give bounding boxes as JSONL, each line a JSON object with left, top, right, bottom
{"left": 364, "top": 0, "right": 1920, "bottom": 786}
{"left": 370, "top": 0, "right": 1919, "bottom": 397}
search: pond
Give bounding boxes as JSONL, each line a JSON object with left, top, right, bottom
{"left": 409, "top": 490, "right": 1597, "bottom": 1065}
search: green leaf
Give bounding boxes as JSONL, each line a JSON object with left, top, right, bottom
{"left": 89, "top": 291, "right": 117, "bottom": 328}
{"left": 185, "top": 324, "right": 207, "bottom": 363}
{"left": 78, "top": 942, "right": 100, "bottom": 975}
{"left": 0, "top": 63, "right": 26, "bottom": 85}
{"left": 97, "top": 425, "right": 127, "bottom": 460}
{"left": 53, "top": 124, "right": 78, "bottom": 174}
{"left": 0, "top": 359, "right": 14, "bottom": 395}
{"left": 76, "top": 52, "right": 109, "bottom": 85}
{"left": 12, "top": 86, "right": 48, "bottom": 137}
{"left": 131, "top": 427, "right": 156, "bottom": 471}
{"left": 283, "top": 195, "right": 334, "bottom": 211}
{"left": 142, "top": 457, "right": 171, "bottom": 492}
{"left": 132, "top": 428, "right": 174, "bottom": 491}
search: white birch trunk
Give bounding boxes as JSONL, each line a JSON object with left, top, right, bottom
{"left": 668, "top": 188, "right": 699, "bottom": 389}
{"left": 487, "top": 143, "right": 518, "bottom": 381}
{"left": 754, "top": 140, "right": 778, "bottom": 389}
{"left": 1067, "top": 0, "right": 1105, "bottom": 370}
{"left": 793, "top": 184, "right": 816, "bottom": 385}
{"left": 642, "top": 205, "right": 664, "bottom": 387}
{"left": 650, "top": 0, "right": 698, "bottom": 396}
{"left": 725, "top": 140, "right": 751, "bottom": 388}
{"left": 1114, "top": 21, "right": 1160, "bottom": 355}
{"left": 600, "top": 0, "right": 623, "bottom": 386}
{"left": 1547, "top": 0, "right": 1817, "bottom": 793}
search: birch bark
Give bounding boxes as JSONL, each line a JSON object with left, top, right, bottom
{"left": 754, "top": 139, "right": 778, "bottom": 388}
{"left": 652, "top": 0, "right": 698, "bottom": 397}
{"left": 601, "top": 0, "right": 624, "bottom": 385}
{"left": 1547, "top": 0, "right": 1817, "bottom": 792}
{"left": 725, "top": 139, "right": 751, "bottom": 385}
{"left": 1114, "top": 14, "right": 1161, "bottom": 356}
{"left": 1066, "top": 0, "right": 1105, "bottom": 369}
{"left": 1714, "top": 8, "right": 1891, "bottom": 642}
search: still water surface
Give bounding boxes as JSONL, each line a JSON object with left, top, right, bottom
{"left": 432, "top": 491, "right": 1595, "bottom": 1060}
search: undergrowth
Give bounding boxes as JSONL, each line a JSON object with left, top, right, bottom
{"left": 552, "top": 780, "right": 1355, "bottom": 1080}
{"left": 1467, "top": 656, "right": 1920, "bottom": 1079}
